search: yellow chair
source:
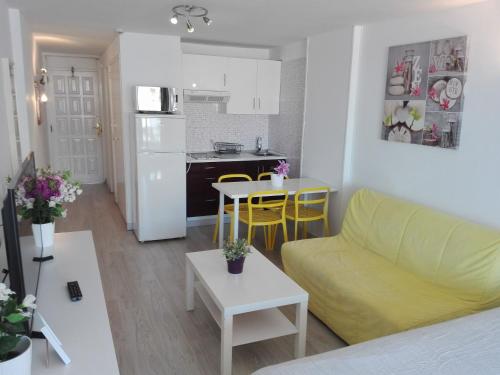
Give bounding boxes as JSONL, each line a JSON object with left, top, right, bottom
{"left": 212, "top": 174, "right": 252, "bottom": 243}
{"left": 238, "top": 190, "right": 289, "bottom": 251}
{"left": 285, "top": 187, "right": 330, "bottom": 241}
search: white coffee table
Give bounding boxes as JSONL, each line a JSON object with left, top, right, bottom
{"left": 186, "top": 248, "right": 309, "bottom": 375}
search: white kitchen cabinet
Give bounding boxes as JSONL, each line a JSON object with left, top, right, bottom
{"left": 256, "top": 60, "right": 281, "bottom": 115}
{"left": 182, "top": 54, "right": 281, "bottom": 115}
{"left": 226, "top": 58, "right": 258, "bottom": 114}
{"left": 226, "top": 58, "right": 281, "bottom": 115}
{"left": 182, "top": 54, "right": 227, "bottom": 91}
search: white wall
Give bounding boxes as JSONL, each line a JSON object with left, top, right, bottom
{"left": 270, "top": 40, "right": 307, "bottom": 61}
{"left": 302, "top": 27, "right": 355, "bottom": 233}
{"left": 118, "top": 32, "right": 183, "bottom": 226}
{"left": 0, "top": 0, "right": 14, "bottom": 204}
{"left": 8, "top": 9, "right": 32, "bottom": 160}
{"left": 182, "top": 42, "right": 271, "bottom": 60}
{"left": 347, "top": 0, "right": 500, "bottom": 229}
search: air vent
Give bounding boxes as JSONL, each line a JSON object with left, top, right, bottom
{"left": 183, "top": 89, "right": 230, "bottom": 103}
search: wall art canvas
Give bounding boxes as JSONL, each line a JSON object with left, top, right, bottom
{"left": 382, "top": 36, "right": 468, "bottom": 149}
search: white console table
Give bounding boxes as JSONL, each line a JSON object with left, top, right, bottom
{"left": 21, "top": 231, "right": 120, "bottom": 375}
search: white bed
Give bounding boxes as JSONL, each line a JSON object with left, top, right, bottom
{"left": 253, "top": 307, "right": 500, "bottom": 375}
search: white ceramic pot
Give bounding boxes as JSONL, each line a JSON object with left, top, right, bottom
{"left": 0, "top": 336, "right": 32, "bottom": 375}
{"left": 271, "top": 174, "right": 284, "bottom": 188}
{"left": 32, "top": 222, "right": 55, "bottom": 255}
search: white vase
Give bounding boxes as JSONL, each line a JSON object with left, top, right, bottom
{"left": 271, "top": 174, "right": 284, "bottom": 188}
{"left": 32, "top": 222, "right": 55, "bottom": 255}
{"left": 0, "top": 336, "right": 32, "bottom": 375}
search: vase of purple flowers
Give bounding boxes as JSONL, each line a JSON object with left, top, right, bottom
{"left": 15, "top": 169, "right": 82, "bottom": 252}
{"left": 271, "top": 160, "right": 289, "bottom": 188}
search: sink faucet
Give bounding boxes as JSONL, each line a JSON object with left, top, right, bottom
{"left": 256, "top": 136, "right": 263, "bottom": 152}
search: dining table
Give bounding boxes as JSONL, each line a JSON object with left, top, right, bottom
{"left": 211, "top": 177, "right": 338, "bottom": 248}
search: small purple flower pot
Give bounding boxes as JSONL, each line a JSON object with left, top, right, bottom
{"left": 227, "top": 257, "right": 245, "bottom": 274}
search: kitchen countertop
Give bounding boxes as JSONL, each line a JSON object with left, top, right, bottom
{"left": 187, "top": 151, "right": 287, "bottom": 163}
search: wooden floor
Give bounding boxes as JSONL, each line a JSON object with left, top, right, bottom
{"left": 55, "top": 184, "right": 345, "bottom": 375}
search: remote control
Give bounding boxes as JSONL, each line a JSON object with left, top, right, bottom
{"left": 67, "top": 281, "right": 82, "bottom": 302}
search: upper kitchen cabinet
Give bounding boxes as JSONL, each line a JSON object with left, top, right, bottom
{"left": 226, "top": 58, "right": 258, "bottom": 114}
{"left": 226, "top": 58, "right": 281, "bottom": 115}
{"left": 256, "top": 60, "right": 281, "bottom": 115}
{"left": 182, "top": 54, "right": 228, "bottom": 91}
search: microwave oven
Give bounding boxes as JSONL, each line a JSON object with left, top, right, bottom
{"left": 135, "top": 86, "right": 180, "bottom": 114}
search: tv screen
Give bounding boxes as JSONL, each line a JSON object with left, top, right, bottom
{"left": 1, "top": 152, "right": 39, "bottom": 308}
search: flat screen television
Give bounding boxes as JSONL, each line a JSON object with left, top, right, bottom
{"left": 1, "top": 152, "right": 40, "bottom": 323}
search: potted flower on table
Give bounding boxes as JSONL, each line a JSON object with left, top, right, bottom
{"left": 271, "top": 160, "right": 290, "bottom": 187}
{"left": 15, "top": 169, "right": 82, "bottom": 252}
{"left": 0, "top": 284, "right": 36, "bottom": 375}
{"left": 223, "top": 239, "right": 251, "bottom": 274}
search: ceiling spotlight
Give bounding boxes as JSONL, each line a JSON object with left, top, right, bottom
{"left": 186, "top": 19, "right": 194, "bottom": 33}
{"left": 170, "top": 5, "right": 211, "bottom": 33}
{"left": 40, "top": 93, "right": 48, "bottom": 103}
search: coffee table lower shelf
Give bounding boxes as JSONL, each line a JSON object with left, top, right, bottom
{"left": 195, "top": 282, "right": 298, "bottom": 346}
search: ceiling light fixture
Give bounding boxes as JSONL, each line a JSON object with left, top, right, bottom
{"left": 170, "top": 5, "right": 212, "bottom": 33}
{"left": 186, "top": 18, "right": 195, "bottom": 33}
{"left": 202, "top": 16, "right": 212, "bottom": 26}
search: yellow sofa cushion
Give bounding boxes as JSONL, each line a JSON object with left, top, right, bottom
{"left": 282, "top": 189, "right": 500, "bottom": 344}
{"left": 342, "top": 189, "right": 500, "bottom": 305}
{"left": 283, "top": 236, "right": 476, "bottom": 344}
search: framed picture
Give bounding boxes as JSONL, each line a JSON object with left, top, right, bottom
{"left": 382, "top": 36, "right": 468, "bottom": 149}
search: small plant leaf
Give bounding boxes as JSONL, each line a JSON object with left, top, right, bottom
{"left": 6, "top": 313, "right": 26, "bottom": 324}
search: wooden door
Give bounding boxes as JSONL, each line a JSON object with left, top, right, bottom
{"left": 226, "top": 58, "right": 257, "bottom": 114}
{"left": 256, "top": 60, "right": 281, "bottom": 115}
{"left": 48, "top": 70, "right": 104, "bottom": 184}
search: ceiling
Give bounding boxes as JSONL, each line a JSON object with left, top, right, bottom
{"left": 8, "top": 0, "right": 484, "bottom": 55}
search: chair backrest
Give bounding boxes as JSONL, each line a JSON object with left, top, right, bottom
{"left": 247, "top": 190, "right": 288, "bottom": 224}
{"left": 218, "top": 174, "right": 252, "bottom": 183}
{"left": 257, "top": 172, "right": 289, "bottom": 181}
{"left": 291, "top": 187, "right": 330, "bottom": 220}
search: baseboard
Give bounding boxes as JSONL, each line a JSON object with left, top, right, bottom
{"left": 187, "top": 215, "right": 230, "bottom": 227}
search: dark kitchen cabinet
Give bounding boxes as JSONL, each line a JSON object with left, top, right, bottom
{"left": 186, "top": 159, "right": 284, "bottom": 217}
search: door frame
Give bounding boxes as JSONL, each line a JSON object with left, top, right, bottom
{"left": 43, "top": 53, "right": 105, "bottom": 183}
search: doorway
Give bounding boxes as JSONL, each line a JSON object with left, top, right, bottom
{"left": 45, "top": 55, "right": 104, "bottom": 184}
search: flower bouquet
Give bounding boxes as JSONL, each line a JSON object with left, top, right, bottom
{"left": 16, "top": 169, "right": 82, "bottom": 250}
{"left": 0, "top": 283, "right": 36, "bottom": 375}
{"left": 271, "top": 160, "right": 290, "bottom": 187}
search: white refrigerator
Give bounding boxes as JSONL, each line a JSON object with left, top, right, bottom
{"left": 133, "top": 114, "right": 186, "bottom": 241}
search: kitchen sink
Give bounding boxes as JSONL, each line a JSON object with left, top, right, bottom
{"left": 252, "top": 150, "right": 282, "bottom": 156}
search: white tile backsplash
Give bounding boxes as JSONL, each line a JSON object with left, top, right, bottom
{"left": 269, "top": 58, "right": 307, "bottom": 177}
{"left": 185, "top": 103, "right": 269, "bottom": 152}
{"left": 185, "top": 57, "right": 306, "bottom": 174}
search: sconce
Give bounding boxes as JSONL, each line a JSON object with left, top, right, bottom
{"left": 34, "top": 67, "right": 48, "bottom": 125}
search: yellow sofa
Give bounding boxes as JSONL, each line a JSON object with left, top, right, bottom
{"left": 282, "top": 189, "right": 500, "bottom": 344}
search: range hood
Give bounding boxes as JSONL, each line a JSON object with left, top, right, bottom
{"left": 183, "top": 89, "right": 230, "bottom": 103}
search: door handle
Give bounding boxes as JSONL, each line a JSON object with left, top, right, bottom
{"left": 253, "top": 98, "right": 256, "bottom": 109}
{"left": 223, "top": 73, "right": 226, "bottom": 87}
{"left": 258, "top": 97, "right": 261, "bottom": 109}
{"left": 95, "top": 121, "right": 103, "bottom": 136}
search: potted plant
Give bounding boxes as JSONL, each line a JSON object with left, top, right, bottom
{"left": 15, "top": 169, "right": 82, "bottom": 253}
{"left": 223, "top": 239, "right": 251, "bottom": 274}
{"left": 0, "top": 283, "right": 36, "bottom": 375}
{"left": 271, "top": 160, "right": 290, "bottom": 187}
